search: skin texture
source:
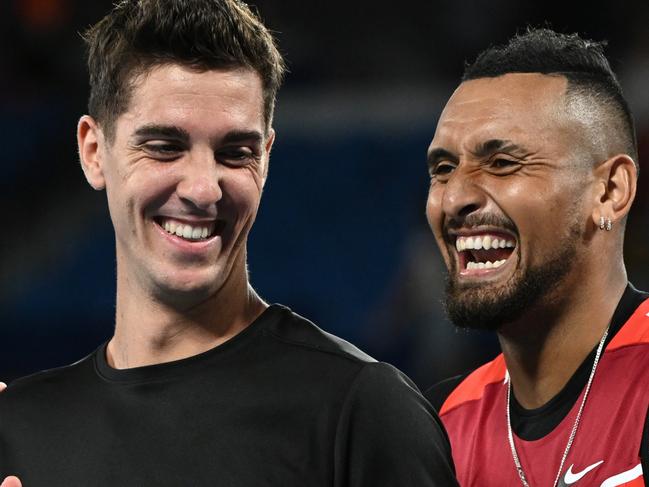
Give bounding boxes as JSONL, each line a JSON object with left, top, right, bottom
{"left": 77, "top": 64, "right": 274, "bottom": 368}
{"left": 2, "top": 64, "right": 276, "bottom": 484}
{"left": 426, "top": 73, "right": 637, "bottom": 408}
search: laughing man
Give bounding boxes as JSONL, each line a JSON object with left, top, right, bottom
{"left": 425, "top": 28, "right": 649, "bottom": 486}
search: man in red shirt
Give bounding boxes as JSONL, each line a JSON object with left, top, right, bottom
{"left": 425, "top": 28, "right": 648, "bottom": 486}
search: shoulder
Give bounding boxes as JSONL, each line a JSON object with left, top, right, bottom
{"left": 426, "top": 354, "right": 507, "bottom": 417}
{"left": 336, "top": 361, "right": 458, "bottom": 483}
{"left": 425, "top": 374, "right": 467, "bottom": 412}
{"left": 0, "top": 351, "right": 96, "bottom": 409}
{"left": 262, "top": 304, "right": 376, "bottom": 364}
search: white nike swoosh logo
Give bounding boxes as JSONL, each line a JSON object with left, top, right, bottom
{"left": 564, "top": 460, "right": 604, "bottom": 484}
{"left": 600, "top": 463, "right": 643, "bottom": 487}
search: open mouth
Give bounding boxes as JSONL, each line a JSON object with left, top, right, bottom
{"left": 153, "top": 216, "right": 225, "bottom": 242}
{"left": 455, "top": 234, "right": 516, "bottom": 271}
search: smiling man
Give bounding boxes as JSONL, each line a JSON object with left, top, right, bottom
{"left": 424, "top": 29, "right": 649, "bottom": 486}
{"left": 0, "top": 1, "right": 457, "bottom": 486}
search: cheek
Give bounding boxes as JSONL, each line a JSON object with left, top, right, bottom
{"left": 221, "top": 170, "right": 264, "bottom": 216}
{"left": 425, "top": 187, "right": 444, "bottom": 233}
{"left": 425, "top": 189, "right": 449, "bottom": 255}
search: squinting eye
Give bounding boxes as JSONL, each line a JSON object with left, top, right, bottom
{"left": 146, "top": 143, "right": 182, "bottom": 154}
{"left": 142, "top": 143, "right": 184, "bottom": 161}
{"left": 492, "top": 158, "right": 517, "bottom": 168}
{"left": 430, "top": 162, "right": 456, "bottom": 180}
{"left": 216, "top": 148, "right": 259, "bottom": 166}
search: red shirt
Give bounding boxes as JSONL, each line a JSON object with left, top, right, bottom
{"left": 439, "top": 296, "right": 649, "bottom": 487}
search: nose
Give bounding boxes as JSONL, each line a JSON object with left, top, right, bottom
{"left": 441, "top": 165, "right": 486, "bottom": 221}
{"left": 176, "top": 149, "right": 222, "bottom": 210}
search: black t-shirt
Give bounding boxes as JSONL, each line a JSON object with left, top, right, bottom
{"left": 0, "top": 304, "right": 458, "bottom": 486}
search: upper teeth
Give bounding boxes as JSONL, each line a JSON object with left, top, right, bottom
{"left": 161, "top": 218, "right": 215, "bottom": 240}
{"left": 455, "top": 235, "right": 515, "bottom": 252}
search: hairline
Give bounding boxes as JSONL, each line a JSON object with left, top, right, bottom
{"left": 98, "top": 60, "right": 274, "bottom": 144}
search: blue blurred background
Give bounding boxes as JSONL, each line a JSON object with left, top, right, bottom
{"left": 2, "top": 0, "right": 648, "bottom": 389}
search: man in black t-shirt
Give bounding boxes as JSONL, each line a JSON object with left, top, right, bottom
{"left": 0, "top": 1, "right": 457, "bottom": 486}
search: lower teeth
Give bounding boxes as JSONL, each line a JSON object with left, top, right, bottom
{"left": 467, "top": 259, "right": 506, "bottom": 270}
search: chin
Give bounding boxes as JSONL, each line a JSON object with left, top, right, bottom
{"left": 151, "top": 267, "right": 229, "bottom": 306}
{"left": 444, "top": 245, "right": 577, "bottom": 331}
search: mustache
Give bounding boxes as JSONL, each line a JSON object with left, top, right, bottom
{"left": 444, "top": 213, "right": 517, "bottom": 234}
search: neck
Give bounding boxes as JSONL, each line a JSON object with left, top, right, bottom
{"left": 499, "top": 264, "right": 627, "bottom": 409}
{"left": 107, "top": 262, "right": 266, "bottom": 370}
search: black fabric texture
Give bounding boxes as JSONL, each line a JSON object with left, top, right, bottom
{"left": 0, "top": 304, "right": 458, "bottom": 486}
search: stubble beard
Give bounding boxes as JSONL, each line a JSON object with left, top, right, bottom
{"left": 444, "top": 222, "right": 581, "bottom": 331}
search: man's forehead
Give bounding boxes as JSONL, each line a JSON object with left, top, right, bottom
{"left": 447, "top": 73, "right": 566, "bottom": 118}
{"left": 432, "top": 73, "right": 569, "bottom": 148}
{"left": 115, "top": 64, "right": 265, "bottom": 137}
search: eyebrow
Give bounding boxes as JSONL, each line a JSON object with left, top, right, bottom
{"left": 471, "top": 139, "right": 529, "bottom": 158}
{"left": 131, "top": 124, "right": 191, "bottom": 144}
{"left": 220, "top": 130, "right": 264, "bottom": 146}
{"left": 131, "top": 125, "right": 264, "bottom": 146}
{"left": 427, "top": 139, "right": 530, "bottom": 167}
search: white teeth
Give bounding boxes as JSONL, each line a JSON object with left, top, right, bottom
{"left": 159, "top": 218, "right": 214, "bottom": 241}
{"left": 466, "top": 259, "right": 507, "bottom": 271}
{"left": 483, "top": 236, "right": 492, "bottom": 250}
{"left": 455, "top": 235, "right": 516, "bottom": 250}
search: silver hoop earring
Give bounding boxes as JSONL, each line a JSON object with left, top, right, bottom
{"left": 606, "top": 218, "right": 612, "bottom": 231}
{"left": 599, "top": 216, "right": 606, "bottom": 230}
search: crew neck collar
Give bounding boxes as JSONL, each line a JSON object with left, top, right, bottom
{"left": 94, "top": 304, "right": 286, "bottom": 383}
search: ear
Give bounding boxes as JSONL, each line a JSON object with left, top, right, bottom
{"left": 77, "top": 115, "right": 107, "bottom": 190}
{"left": 591, "top": 154, "right": 637, "bottom": 227}
{"left": 261, "top": 128, "right": 276, "bottom": 182}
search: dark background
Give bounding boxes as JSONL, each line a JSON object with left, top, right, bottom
{"left": 2, "top": 0, "right": 648, "bottom": 389}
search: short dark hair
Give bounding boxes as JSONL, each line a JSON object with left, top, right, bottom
{"left": 463, "top": 28, "right": 638, "bottom": 163}
{"left": 83, "top": 0, "right": 285, "bottom": 141}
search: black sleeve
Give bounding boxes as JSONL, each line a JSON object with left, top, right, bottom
{"left": 333, "top": 362, "right": 458, "bottom": 487}
{"left": 641, "top": 406, "right": 649, "bottom": 476}
{"left": 424, "top": 374, "right": 467, "bottom": 413}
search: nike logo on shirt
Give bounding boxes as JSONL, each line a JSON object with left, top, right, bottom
{"left": 563, "top": 461, "right": 604, "bottom": 484}
{"left": 558, "top": 462, "right": 643, "bottom": 487}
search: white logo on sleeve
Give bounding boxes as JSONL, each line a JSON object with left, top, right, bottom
{"left": 600, "top": 463, "right": 643, "bottom": 487}
{"left": 564, "top": 461, "right": 604, "bottom": 484}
